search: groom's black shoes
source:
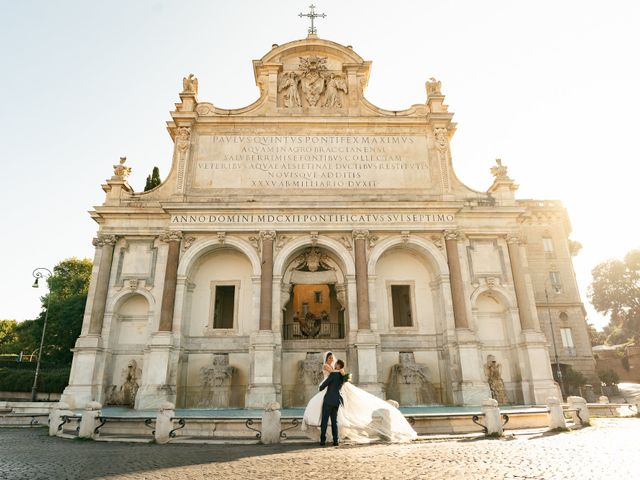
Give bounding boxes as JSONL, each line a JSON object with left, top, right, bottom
{"left": 332, "top": 442, "right": 339, "bottom": 446}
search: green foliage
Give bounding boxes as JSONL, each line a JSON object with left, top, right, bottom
{"left": 588, "top": 249, "right": 640, "bottom": 345}
{"left": 0, "top": 320, "right": 19, "bottom": 354}
{"left": 10, "top": 258, "right": 93, "bottom": 368}
{"left": 555, "top": 364, "right": 587, "bottom": 396}
{"left": 144, "top": 166, "right": 161, "bottom": 191}
{"left": 586, "top": 323, "right": 606, "bottom": 346}
{"left": 0, "top": 366, "right": 70, "bottom": 393}
{"left": 598, "top": 369, "right": 619, "bottom": 386}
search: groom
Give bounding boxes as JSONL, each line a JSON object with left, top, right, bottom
{"left": 318, "top": 359, "right": 344, "bottom": 446}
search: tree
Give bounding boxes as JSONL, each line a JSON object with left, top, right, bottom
{"left": 586, "top": 322, "right": 606, "bottom": 347}
{"left": 0, "top": 320, "right": 18, "bottom": 354}
{"left": 588, "top": 249, "right": 640, "bottom": 345}
{"left": 144, "top": 166, "right": 161, "bottom": 191}
{"left": 32, "top": 258, "right": 93, "bottom": 365}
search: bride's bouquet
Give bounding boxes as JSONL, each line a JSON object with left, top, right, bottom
{"left": 342, "top": 371, "right": 352, "bottom": 383}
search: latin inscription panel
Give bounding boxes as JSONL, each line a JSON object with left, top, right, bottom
{"left": 193, "top": 135, "right": 431, "bottom": 190}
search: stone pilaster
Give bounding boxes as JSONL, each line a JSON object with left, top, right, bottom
{"left": 158, "top": 231, "right": 182, "bottom": 332}
{"left": 353, "top": 229, "right": 371, "bottom": 330}
{"left": 88, "top": 234, "right": 118, "bottom": 335}
{"left": 259, "top": 231, "right": 276, "bottom": 331}
{"left": 246, "top": 231, "right": 278, "bottom": 408}
{"left": 506, "top": 235, "right": 559, "bottom": 402}
{"left": 444, "top": 230, "right": 469, "bottom": 329}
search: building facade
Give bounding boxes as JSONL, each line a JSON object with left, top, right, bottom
{"left": 61, "top": 35, "right": 596, "bottom": 410}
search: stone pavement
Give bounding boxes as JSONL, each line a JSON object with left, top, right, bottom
{"left": 1, "top": 418, "right": 639, "bottom": 480}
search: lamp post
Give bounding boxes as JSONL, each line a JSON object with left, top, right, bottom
{"left": 545, "top": 284, "right": 566, "bottom": 399}
{"left": 31, "top": 267, "right": 52, "bottom": 402}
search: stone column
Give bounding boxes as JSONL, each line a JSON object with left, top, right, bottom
{"left": 259, "top": 231, "right": 276, "bottom": 331}
{"left": 353, "top": 230, "right": 371, "bottom": 330}
{"left": 159, "top": 231, "right": 183, "bottom": 332}
{"left": 88, "top": 234, "right": 118, "bottom": 335}
{"left": 444, "top": 230, "right": 469, "bottom": 329}
{"left": 506, "top": 234, "right": 537, "bottom": 330}
{"left": 350, "top": 230, "right": 381, "bottom": 396}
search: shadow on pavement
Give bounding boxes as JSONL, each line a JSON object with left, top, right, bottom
{"left": 0, "top": 427, "right": 319, "bottom": 480}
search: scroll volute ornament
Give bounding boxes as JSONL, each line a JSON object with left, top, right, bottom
{"left": 176, "top": 127, "right": 191, "bottom": 152}
{"left": 160, "top": 230, "right": 183, "bottom": 243}
{"left": 93, "top": 234, "right": 118, "bottom": 247}
{"left": 434, "top": 127, "right": 449, "bottom": 151}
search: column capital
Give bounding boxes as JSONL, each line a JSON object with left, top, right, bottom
{"left": 159, "top": 230, "right": 183, "bottom": 243}
{"left": 92, "top": 234, "right": 118, "bottom": 247}
{"left": 352, "top": 229, "right": 370, "bottom": 241}
{"left": 505, "top": 233, "right": 523, "bottom": 245}
{"left": 444, "top": 229, "right": 462, "bottom": 241}
{"left": 260, "top": 231, "right": 277, "bottom": 241}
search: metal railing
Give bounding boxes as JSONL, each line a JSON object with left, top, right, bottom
{"left": 283, "top": 322, "right": 344, "bottom": 340}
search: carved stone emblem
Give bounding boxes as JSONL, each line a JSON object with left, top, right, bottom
{"left": 294, "top": 247, "right": 333, "bottom": 272}
{"left": 278, "top": 55, "right": 348, "bottom": 110}
{"left": 182, "top": 236, "right": 196, "bottom": 250}
{"left": 299, "top": 55, "right": 328, "bottom": 106}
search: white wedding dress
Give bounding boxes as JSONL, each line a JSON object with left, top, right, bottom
{"left": 301, "top": 364, "right": 417, "bottom": 443}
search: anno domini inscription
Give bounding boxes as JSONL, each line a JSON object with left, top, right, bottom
{"left": 193, "top": 135, "right": 431, "bottom": 190}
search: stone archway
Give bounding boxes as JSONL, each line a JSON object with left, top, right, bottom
{"left": 275, "top": 239, "right": 354, "bottom": 407}
{"left": 281, "top": 246, "right": 348, "bottom": 341}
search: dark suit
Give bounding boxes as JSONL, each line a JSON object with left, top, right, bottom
{"left": 318, "top": 371, "right": 344, "bottom": 445}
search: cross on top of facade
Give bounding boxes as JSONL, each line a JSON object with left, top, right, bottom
{"left": 299, "top": 4, "right": 326, "bottom": 35}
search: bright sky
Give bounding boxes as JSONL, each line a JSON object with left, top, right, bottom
{"left": 1, "top": 1, "right": 638, "bottom": 330}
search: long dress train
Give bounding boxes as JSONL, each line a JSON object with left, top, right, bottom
{"left": 301, "top": 371, "right": 417, "bottom": 443}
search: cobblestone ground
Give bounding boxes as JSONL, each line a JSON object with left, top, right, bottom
{"left": 1, "top": 418, "right": 639, "bottom": 480}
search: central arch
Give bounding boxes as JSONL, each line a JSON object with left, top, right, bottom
{"left": 274, "top": 235, "right": 355, "bottom": 407}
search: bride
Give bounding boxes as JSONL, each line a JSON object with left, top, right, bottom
{"left": 301, "top": 351, "right": 417, "bottom": 443}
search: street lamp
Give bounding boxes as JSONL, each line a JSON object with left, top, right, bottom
{"left": 31, "top": 267, "right": 52, "bottom": 402}
{"left": 545, "top": 283, "right": 566, "bottom": 399}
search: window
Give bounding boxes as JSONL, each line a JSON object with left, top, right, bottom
{"left": 302, "top": 302, "right": 309, "bottom": 316}
{"left": 560, "top": 327, "right": 576, "bottom": 356}
{"left": 549, "top": 271, "right": 562, "bottom": 293}
{"left": 391, "top": 285, "right": 413, "bottom": 327}
{"left": 314, "top": 291, "right": 322, "bottom": 303}
{"left": 542, "top": 237, "right": 555, "bottom": 258}
{"left": 213, "top": 285, "right": 235, "bottom": 329}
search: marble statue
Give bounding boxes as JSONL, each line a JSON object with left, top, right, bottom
{"left": 485, "top": 356, "right": 509, "bottom": 404}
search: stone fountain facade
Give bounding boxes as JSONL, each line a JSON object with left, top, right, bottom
{"left": 60, "top": 33, "right": 596, "bottom": 411}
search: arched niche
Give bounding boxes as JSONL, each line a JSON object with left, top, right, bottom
{"left": 279, "top": 244, "right": 349, "bottom": 341}
{"left": 103, "top": 293, "right": 149, "bottom": 408}
{"left": 185, "top": 247, "right": 255, "bottom": 336}
{"left": 373, "top": 246, "right": 436, "bottom": 334}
